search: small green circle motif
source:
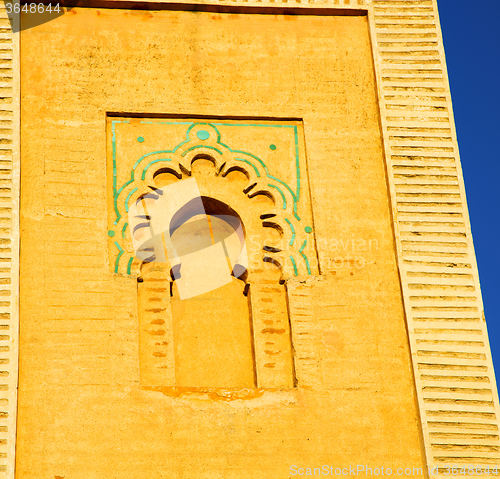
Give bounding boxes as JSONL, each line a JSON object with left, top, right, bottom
{"left": 269, "top": 144, "right": 277, "bottom": 150}
{"left": 108, "top": 230, "right": 116, "bottom": 237}
{"left": 305, "top": 226, "right": 313, "bottom": 234}
{"left": 137, "top": 136, "right": 145, "bottom": 143}
{"left": 197, "top": 130, "right": 210, "bottom": 140}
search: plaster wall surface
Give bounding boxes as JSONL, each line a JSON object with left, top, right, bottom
{"left": 16, "top": 8, "right": 426, "bottom": 478}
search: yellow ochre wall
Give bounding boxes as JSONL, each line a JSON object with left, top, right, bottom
{"left": 17, "top": 8, "right": 425, "bottom": 478}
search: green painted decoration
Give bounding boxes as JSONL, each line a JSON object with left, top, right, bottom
{"left": 111, "top": 120, "right": 314, "bottom": 277}
{"left": 197, "top": 130, "right": 210, "bottom": 140}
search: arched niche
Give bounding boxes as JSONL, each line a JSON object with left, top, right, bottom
{"left": 110, "top": 122, "right": 318, "bottom": 279}
{"left": 135, "top": 155, "right": 296, "bottom": 389}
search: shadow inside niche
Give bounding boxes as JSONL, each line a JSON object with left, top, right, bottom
{"left": 6, "top": 0, "right": 83, "bottom": 33}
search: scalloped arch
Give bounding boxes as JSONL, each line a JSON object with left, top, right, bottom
{"left": 109, "top": 121, "right": 316, "bottom": 278}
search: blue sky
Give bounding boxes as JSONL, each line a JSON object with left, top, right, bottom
{"left": 438, "top": 4, "right": 500, "bottom": 381}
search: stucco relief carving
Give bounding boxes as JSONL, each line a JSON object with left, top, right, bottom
{"left": 108, "top": 118, "right": 319, "bottom": 389}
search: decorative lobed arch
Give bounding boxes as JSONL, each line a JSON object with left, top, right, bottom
{"left": 108, "top": 121, "right": 318, "bottom": 279}
{"left": 127, "top": 144, "right": 308, "bottom": 389}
